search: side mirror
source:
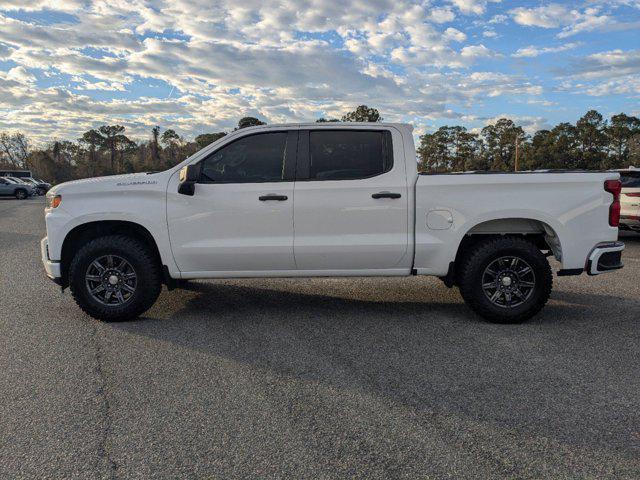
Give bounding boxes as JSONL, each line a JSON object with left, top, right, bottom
{"left": 178, "top": 164, "right": 200, "bottom": 196}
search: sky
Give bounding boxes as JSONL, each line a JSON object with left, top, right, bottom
{"left": 0, "top": 0, "right": 639, "bottom": 144}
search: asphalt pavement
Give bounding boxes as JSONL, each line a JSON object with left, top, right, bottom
{"left": 1, "top": 196, "right": 639, "bottom": 479}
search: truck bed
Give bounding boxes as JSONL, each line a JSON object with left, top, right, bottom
{"left": 413, "top": 171, "right": 620, "bottom": 276}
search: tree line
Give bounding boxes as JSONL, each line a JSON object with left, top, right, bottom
{"left": 417, "top": 110, "right": 640, "bottom": 173}
{"left": 0, "top": 106, "right": 638, "bottom": 184}
{"left": 0, "top": 116, "right": 266, "bottom": 184}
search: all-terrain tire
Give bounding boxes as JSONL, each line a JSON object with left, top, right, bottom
{"left": 458, "top": 236, "right": 552, "bottom": 323}
{"left": 69, "top": 235, "right": 162, "bottom": 321}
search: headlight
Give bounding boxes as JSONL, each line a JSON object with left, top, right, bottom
{"left": 46, "top": 194, "right": 61, "bottom": 208}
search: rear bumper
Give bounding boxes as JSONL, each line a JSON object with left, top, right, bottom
{"left": 41, "top": 237, "right": 62, "bottom": 283}
{"left": 586, "top": 241, "right": 624, "bottom": 275}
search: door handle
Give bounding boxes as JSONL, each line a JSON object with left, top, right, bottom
{"left": 259, "top": 194, "right": 288, "bottom": 201}
{"left": 372, "top": 192, "right": 401, "bottom": 199}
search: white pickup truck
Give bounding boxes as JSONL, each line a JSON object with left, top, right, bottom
{"left": 42, "top": 123, "right": 624, "bottom": 323}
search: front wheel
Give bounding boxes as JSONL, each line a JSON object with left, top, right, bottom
{"left": 14, "top": 189, "right": 27, "bottom": 200}
{"left": 458, "top": 237, "right": 552, "bottom": 324}
{"left": 69, "top": 235, "right": 162, "bottom": 321}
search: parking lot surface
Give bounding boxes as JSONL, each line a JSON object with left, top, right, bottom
{"left": 1, "top": 197, "right": 639, "bottom": 479}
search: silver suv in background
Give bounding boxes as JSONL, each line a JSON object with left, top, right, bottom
{"left": 0, "top": 177, "right": 34, "bottom": 199}
{"left": 6, "top": 177, "right": 36, "bottom": 194}
{"left": 620, "top": 168, "right": 640, "bottom": 232}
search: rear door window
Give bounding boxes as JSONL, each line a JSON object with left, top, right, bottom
{"left": 307, "top": 130, "right": 393, "bottom": 180}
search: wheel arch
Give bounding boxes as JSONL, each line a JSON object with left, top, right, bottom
{"left": 60, "top": 220, "right": 164, "bottom": 288}
{"left": 442, "top": 217, "right": 563, "bottom": 287}
{"left": 463, "top": 217, "right": 562, "bottom": 260}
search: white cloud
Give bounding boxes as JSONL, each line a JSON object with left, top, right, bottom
{"left": 558, "top": 8, "right": 612, "bottom": 38}
{"left": 450, "top": 0, "right": 500, "bottom": 15}
{"left": 444, "top": 27, "right": 466, "bottom": 42}
{"left": 512, "top": 42, "right": 581, "bottom": 58}
{"left": 0, "top": 42, "right": 12, "bottom": 59}
{"left": 488, "top": 14, "right": 507, "bottom": 24}
{"left": 511, "top": 4, "right": 568, "bottom": 28}
{"left": 460, "top": 44, "right": 498, "bottom": 60}
{"left": 0, "top": 0, "right": 83, "bottom": 11}
{"left": 510, "top": 4, "right": 614, "bottom": 38}
{"left": 559, "top": 49, "right": 640, "bottom": 97}
{"left": 74, "top": 79, "right": 127, "bottom": 91}
{"left": 568, "top": 49, "right": 640, "bottom": 79}
{"left": 428, "top": 7, "right": 455, "bottom": 23}
{"left": 6, "top": 66, "right": 36, "bottom": 84}
{"left": 482, "top": 114, "right": 550, "bottom": 134}
{"left": 579, "top": 78, "right": 640, "bottom": 96}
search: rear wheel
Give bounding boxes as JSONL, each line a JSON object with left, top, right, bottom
{"left": 458, "top": 236, "right": 552, "bottom": 323}
{"left": 14, "top": 189, "right": 27, "bottom": 200}
{"left": 69, "top": 235, "right": 162, "bottom": 321}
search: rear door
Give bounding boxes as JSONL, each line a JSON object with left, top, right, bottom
{"left": 292, "top": 127, "right": 410, "bottom": 272}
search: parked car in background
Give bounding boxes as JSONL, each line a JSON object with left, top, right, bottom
{"left": 8, "top": 177, "right": 37, "bottom": 196}
{"left": 0, "top": 177, "right": 33, "bottom": 199}
{"left": 6, "top": 176, "right": 36, "bottom": 194}
{"left": 35, "top": 179, "right": 52, "bottom": 192}
{"left": 20, "top": 177, "right": 51, "bottom": 195}
{"left": 0, "top": 170, "right": 52, "bottom": 194}
{"left": 619, "top": 168, "right": 640, "bottom": 232}
{"left": 42, "top": 123, "right": 624, "bottom": 324}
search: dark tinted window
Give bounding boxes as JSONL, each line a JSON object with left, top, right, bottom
{"left": 200, "top": 132, "right": 288, "bottom": 183}
{"left": 621, "top": 173, "right": 640, "bottom": 188}
{"left": 308, "top": 130, "right": 392, "bottom": 180}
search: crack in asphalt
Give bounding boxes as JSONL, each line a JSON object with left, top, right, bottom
{"left": 90, "top": 322, "right": 118, "bottom": 479}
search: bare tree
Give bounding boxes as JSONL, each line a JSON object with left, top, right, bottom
{"left": 0, "top": 132, "right": 30, "bottom": 167}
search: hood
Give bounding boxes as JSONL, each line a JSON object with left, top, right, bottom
{"left": 49, "top": 172, "right": 165, "bottom": 196}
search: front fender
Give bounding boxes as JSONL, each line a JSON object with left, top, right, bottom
{"left": 45, "top": 191, "right": 179, "bottom": 276}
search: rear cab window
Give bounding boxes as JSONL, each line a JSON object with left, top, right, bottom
{"left": 620, "top": 172, "right": 640, "bottom": 188}
{"left": 302, "top": 130, "right": 393, "bottom": 181}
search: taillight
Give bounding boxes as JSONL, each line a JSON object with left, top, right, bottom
{"left": 624, "top": 192, "right": 640, "bottom": 197}
{"left": 605, "top": 180, "right": 621, "bottom": 227}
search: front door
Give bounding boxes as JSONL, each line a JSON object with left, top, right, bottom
{"left": 167, "top": 130, "right": 298, "bottom": 275}
{"left": 293, "top": 128, "right": 411, "bottom": 272}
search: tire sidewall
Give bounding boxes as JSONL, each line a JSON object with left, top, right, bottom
{"left": 461, "top": 239, "right": 552, "bottom": 323}
{"left": 70, "top": 237, "right": 160, "bottom": 321}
